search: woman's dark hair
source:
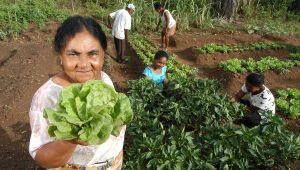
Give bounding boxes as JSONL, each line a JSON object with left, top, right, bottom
{"left": 54, "top": 15, "right": 107, "bottom": 53}
{"left": 154, "top": 50, "right": 169, "bottom": 60}
{"left": 154, "top": 2, "right": 162, "bottom": 10}
{"left": 246, "top": 73, "right": 265, "bottom": 86}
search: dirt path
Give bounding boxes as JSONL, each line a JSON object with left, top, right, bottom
{"left": 0, "top": 22, "right": 142, "bottom": 169}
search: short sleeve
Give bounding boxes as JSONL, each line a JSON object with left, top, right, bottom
{"left": 29, "top": 110, "right": 54, "bottom": 159}
{"left": 162, "top": 66, "right": 167, "bottom": 75}
{"left": 124, "top": 14, "right": 131, "bottom": 30}
{"left": 29, "top": 83, "right": 60, "bottom": 159}
{"left": 109, "top": 11, "right": 117, "bottom": 19}
{"left": 101, "top": 71, "right": 114, "bottom": 88}
{"left": 241, "top": 84, "right": 248, "bottom": 93}
{"left": 143, "top": 67, "right": 151, "bottom": 77}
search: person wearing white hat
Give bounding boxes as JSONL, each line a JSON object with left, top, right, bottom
{"left": 108, "top": 4, "right": 135, "bottom": 64}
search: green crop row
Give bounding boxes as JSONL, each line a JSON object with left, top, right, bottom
{"left": 288, "top": 53, "right": 300, "bottom": 61}
{"left": 219, "top": 56, "right": 300, "bottom": 74}
{"left": 276, "top": 88, "right": 300, "bottom": 119}
{"left": 197, "top": 42, "right": 300, "bottom": 54}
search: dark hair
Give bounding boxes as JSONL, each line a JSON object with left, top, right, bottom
{"left": 154, "top": 50, "right": 169, "bottom": 60}
{"left": 246, "top": 73, "right": 265, "bottom": 86}
{"left": 154, "top": 2, "right": 162, "bottom": 10}
{"left": 54, "top": 15, "right": 107, "bottom": 53}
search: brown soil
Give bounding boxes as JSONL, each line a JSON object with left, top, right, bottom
{"left": 105, "top": 37, "right": 144, "bottom": 93}
{"left": 0, "top": 22, "right": 142, "bottom": 169}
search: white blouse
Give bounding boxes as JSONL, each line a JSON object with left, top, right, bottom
{"left": 29, "top": 72, "right": 126, "bottom": 166}
{"left": 161, "top": 9, "right": 176, "bottom": 28}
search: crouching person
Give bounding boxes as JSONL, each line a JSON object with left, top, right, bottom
{"left": 234, "top": 73, "right": 275, "bottom": 128}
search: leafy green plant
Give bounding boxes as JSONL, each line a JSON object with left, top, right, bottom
{"left": 43, "top": 80, "right": 133, "bottom": 145}
{"left": 219, "top": 58, "right": 246, "bottom": 73}
{"left": 0, "top": 0, "right": 70, "bottom": 39}
{"left": 288, "top": 53, "right": 300, "bottom": 61}
{"left": 276, "top": 88, "right": 300, "bottom": 119}
{"left": 197, "top": 42, "right": 299, "bottom": 54}
{"left": 219, "top": 56, "right": 298, "bottom": 74}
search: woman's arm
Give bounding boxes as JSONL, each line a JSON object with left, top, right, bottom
{"left": 35, "top": 140, "right": 77, "bottom": 169}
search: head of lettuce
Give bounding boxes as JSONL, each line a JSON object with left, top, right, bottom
{"left": 43, "top": 80, "right": 133, "bottom": 145}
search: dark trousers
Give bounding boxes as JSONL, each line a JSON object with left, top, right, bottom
{"left": 236, "top": 99, "right": 261, "bottom": 128}
{"left": 114, "top": 37, "right": 125, "bottom": 61}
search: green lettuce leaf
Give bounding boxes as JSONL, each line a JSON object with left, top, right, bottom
{"left": 43, "top": 80, "right": 133, "bottom": 144}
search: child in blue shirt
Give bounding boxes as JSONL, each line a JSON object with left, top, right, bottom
{"left": 143, "top": 50, "right": 168, "bottom": 89}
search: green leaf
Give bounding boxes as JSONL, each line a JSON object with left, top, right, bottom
{"left": 44, "top": 80, "right": 133, "bottom": 144}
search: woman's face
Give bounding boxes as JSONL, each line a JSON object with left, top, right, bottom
{"left": 153, "top": 57, "right": 167, "bottom": 69}
{"left": 60, "top": 30, "right": 104, "bottom": 83}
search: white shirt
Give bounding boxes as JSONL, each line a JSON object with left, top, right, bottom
{"left": 110, "top": 9, "right": 131, "bottom": 40}
{"left": 161, "top": 9, "right": 176, "bottom": 28}
{"left": 241, "top": 84, "right": 275, "bottom": 114}
{"left": 29, "top": 72, "right": 126, "bottom": 165}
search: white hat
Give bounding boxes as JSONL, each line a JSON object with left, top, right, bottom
{"left": 127, "top": 3, "right": 135, "bottom": 11}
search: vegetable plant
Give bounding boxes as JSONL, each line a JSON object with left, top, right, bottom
{"left": 219, "top": 56, "right": 299, "bottom": 73}
{"left": 197, "top": 42, "right": 299, "bottom": 54}
{"left": 276, "top": 88, "right": 300, "bottom": 119}
{"left": 127, "top": 32, "right": 300, "bottom": 169}
{"left": 288, "top": 53, "right": 300, "bottom": 61}
{"left": 124, "top": 76, "right": 300, "bottom": 169}
{"left": 43, "top": 80, "right": 133, "bottom": 145}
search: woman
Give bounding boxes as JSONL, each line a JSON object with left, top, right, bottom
{"left": 143, "top": 50, "right": 169, "bottom": 89}
{"left": 154, "top": 2, "right": 176, "bottom": 51}
{"left": 29, "top": 16, "right": 124, "bottom": 169}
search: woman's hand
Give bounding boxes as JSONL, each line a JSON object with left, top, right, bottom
{"left": 35, "top": 140, "right": 78, "bottom": 169}
{"left": 69, "top": 139, "right": 88, "bottom": 146}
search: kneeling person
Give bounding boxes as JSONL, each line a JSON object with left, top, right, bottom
{"left": 234, "top": 73, "right": 275, "bottom": 128}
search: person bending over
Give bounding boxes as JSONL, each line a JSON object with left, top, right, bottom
{"left": 234, "top": 73, "right": 275, "bottom": 128}
{"left": 108, "top": 4, "right": 135, "bottom": 63}
{"left": 154, "top": 2, "right": 176, "bottom": 51}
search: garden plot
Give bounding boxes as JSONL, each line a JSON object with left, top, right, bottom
{"left": 124, "top": 32, "right": 300, "bottom": 169}
{"left": 145, "top": 29, "right": 300, "bottom": 93}
{"left": 143, "top": 29, "right": 300, "bottom": 132}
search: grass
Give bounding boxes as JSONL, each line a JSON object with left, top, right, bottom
{"left": 0, "top": 0, "right": 299, "bottom": 39}
{"left": 0, "top": 0, "right": 70, "bottom": 39}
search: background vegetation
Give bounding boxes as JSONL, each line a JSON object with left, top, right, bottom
{"left": 0, "top": 0, "right": 299, "bottom": 40}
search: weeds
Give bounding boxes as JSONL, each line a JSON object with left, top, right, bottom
{"left": 0, "top": 0, "right": 70, "bottom": 39}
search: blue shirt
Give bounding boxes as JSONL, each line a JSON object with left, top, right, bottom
{"left": 143, "top": 66, "right": 167, "bottom": 86}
